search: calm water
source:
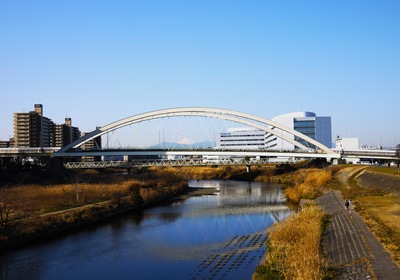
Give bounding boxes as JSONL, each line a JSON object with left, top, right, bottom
{"left": 0, "top": 180, "right": 291, "bottom": 280}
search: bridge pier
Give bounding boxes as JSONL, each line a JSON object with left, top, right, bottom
{"left": 48, "top": 157, "right": 64, "bottom": 171}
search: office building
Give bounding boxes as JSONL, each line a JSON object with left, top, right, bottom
{"left": 219, "top": 112, "right": 332, "bottom": 152}
{"left": 265, "top": 112, "right": 332, "bottom": 150}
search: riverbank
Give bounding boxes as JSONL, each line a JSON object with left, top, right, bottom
{"left": 253, "top": 165, "right": 400, "bottom": 279}
{"left": 0, "top": 182, "right": 189, "bottom": 251}
{"left": 0, "top": 164, "right": 268, "bottom": 251}
{"left": 0, "top": 177, "right": 222, "bottom": 251}
{"left": 1, "top": 179, "right": 286, "bottom": 280}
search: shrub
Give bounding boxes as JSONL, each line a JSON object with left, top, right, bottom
{"left": 128, "top": 183, "right": 144, "bottom": 207}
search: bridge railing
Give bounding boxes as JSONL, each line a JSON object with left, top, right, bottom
{"left": 63, "top": 158, "right": 289, "bottom": 169}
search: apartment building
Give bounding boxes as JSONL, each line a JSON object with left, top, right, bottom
{"left": 13, "top": 104, "right": 81, "bottom": 148}
{"left": 80, "top": 130, "right": 102, "bottom": 162}
{"left": 53, "top": 118, "right": 81, "bottom": 147}
{"left": 13, "top": 104, "right": 49, "bottom": 147}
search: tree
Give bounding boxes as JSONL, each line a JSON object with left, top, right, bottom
{"left": 66, "top": 172, "right": 88, "bottom": 203}
{"left": 0, "top": 189, "right": 17, "bottom": 229}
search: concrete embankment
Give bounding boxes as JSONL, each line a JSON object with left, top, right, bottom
{"left": 316, "top": 190, "right": 400, "bottom": 279}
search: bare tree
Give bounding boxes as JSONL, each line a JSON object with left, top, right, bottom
{"left": 66, "top": 172, "right": 89, "bottom": 203}
{"left": 74, "top": 182, "right": 83, "bottom": 203}
{"left": 0, "top": 189, "right": 17, "bottom": 229}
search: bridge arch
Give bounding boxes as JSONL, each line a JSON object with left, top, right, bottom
{"left": 57, "top": 107, "right": 335, "bottom": 154}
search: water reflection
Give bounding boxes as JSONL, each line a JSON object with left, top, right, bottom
{"left": 0, "top": 180, "right": 291, "bottom": 280}
{"left": 190, "top": 179, "right": 286, "bottom": 206}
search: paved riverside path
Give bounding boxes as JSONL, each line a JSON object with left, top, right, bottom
{"left": 315, "top": 191, "right": 400, "bottom": 280}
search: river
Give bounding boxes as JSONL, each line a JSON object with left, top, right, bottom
{"left": 0, "top": 180, "right": 291, "bottom": 280}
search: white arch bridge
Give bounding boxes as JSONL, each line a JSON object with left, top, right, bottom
{"left": 56, "top": 107, "right": 341, "bottom": 168}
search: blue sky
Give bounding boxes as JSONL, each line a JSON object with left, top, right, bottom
{"left": 1, "top": 1, "right": 399, "bottom": 147}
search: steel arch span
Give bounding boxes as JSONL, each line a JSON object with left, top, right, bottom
{"left": 56, "top": 107, "right": 335, "bottom": 155}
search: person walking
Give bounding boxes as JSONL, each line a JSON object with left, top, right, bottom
{"left": 345, "top": 199, "right": 350, "bottom": 211}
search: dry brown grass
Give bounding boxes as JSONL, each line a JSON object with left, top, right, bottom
{"left": 254, "top": 204, "right": 327, "bottom": 280}
{"left": 1, "top": 181, "right": 137, "bottom": 216}
{"left": 357, "top": 195, "right": 400, "bottom": 265}
{"left": 0, "top": 167, "right": 190, "bottom": 224}
{"left": 285, "top": 168, "right": 332, "bottom": 204}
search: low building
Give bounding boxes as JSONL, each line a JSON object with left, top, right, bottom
{"left": 218, "top": 127, "right": 265, "bottom": 150}
{"left": 0, "top": 140, "right": 10, "bottom": 148}
{"left": 335, "top": 137, "right": 359, "bottom": 150}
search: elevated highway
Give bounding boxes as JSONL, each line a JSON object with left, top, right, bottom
{"left": 0, "top": 147, "right": 59, "bottom": 157}
{"left": 339, "top": 149, "right": 397, "bottom": 160}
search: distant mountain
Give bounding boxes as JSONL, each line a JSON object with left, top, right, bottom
{"left": 150, "top": 141, "right": 215, "bottom": 149}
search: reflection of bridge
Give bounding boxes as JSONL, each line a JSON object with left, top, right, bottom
{"left": 1, "top": 107, "right": 398, "bottom": 168}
